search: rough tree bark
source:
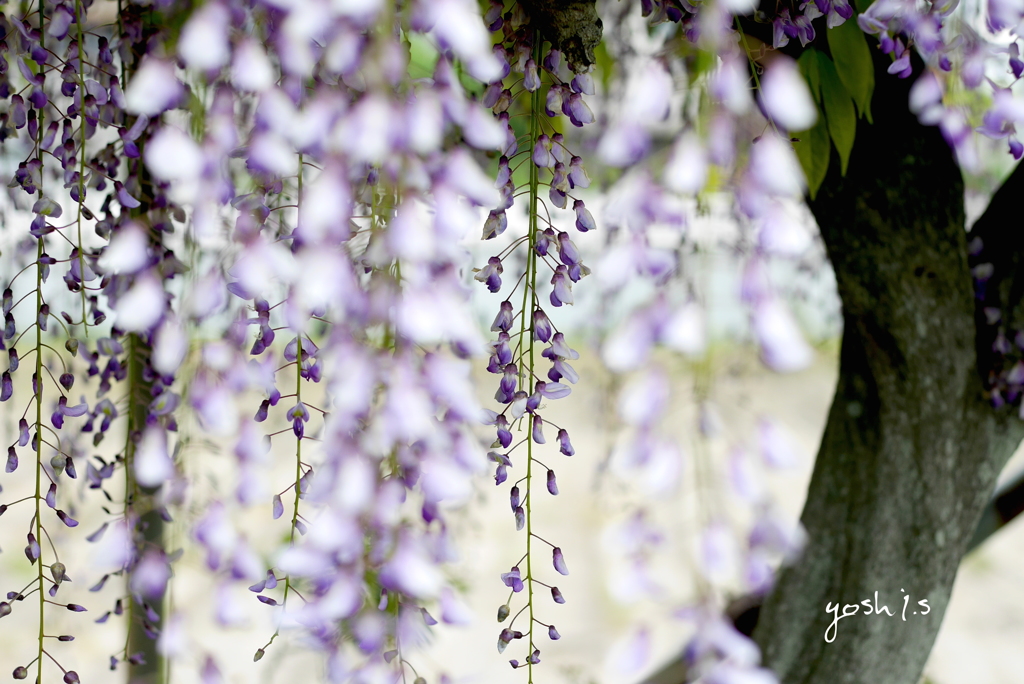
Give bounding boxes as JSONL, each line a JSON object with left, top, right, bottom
{"left": 122, "top": 6, "right": 165, "bottom": 682}
{"left": 750, "top": 45, "right": 1024, "bottom": 684}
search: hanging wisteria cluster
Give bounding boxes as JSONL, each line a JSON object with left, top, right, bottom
{"left": 0, "top": 0, "right": 517, "bottom": 680}
{"left": 0, "top": 0, "right": 1022, "bottom": 682}
{"left": 472, "top": 3, "right": 599, "bottom": 675}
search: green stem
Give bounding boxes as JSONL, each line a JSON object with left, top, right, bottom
{"left": 35, "top": 2, "right": 46, "bottom": 680}
{"left": 523, "top": 31, "right": 543, "bottom": 684}
{"left": 74, "top": 0, "right": 88, "bottom": 336}
{"left": 34, "top": 199, "right": 45, "bottom": 684}
{"left": 281, "top": 155, "right": 304, "bottom": 622}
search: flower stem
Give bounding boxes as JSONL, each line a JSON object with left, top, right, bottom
{"left": 524, "top": 30, "right": 543, "bottom": 684}
{"left": 282, "top": 154, "right": 304, "bottom": 618}
{"left": 34, "top": 2, "right": 46, "bottom": 679}
{"left": 74, "top": 0, "right": 88, "bottom": 336}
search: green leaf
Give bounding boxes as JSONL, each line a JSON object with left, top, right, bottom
{"left": 827, "top": 17, "right": 874, "bottom": 123}
{"left": 818, "top": 54, "right": 857, "bottom": 175}
{"left": 407, "top": 33, "right": 440, "bottom": 80}
{"left": 594, "top": 39, "right": 616, "bottom": 93}
{"left": 798, "top": 48, "right": 823, "bottom": 103}
{"left": 792, "top": 106, "right": 830, "bottom": 200}
{"left": 187, "top": 90, "right": 206, "bottom": 141}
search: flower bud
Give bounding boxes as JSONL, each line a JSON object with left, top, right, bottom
{"left": 547, "top": 469, "right": 559, "bottom": 495}
{"left": 57, "top": 510, "right": 78, "bottom": 528}
{"left": 253, "top": 649, "right": 265, "bottom": 662}
{"left": 495, "top": 415, "right": 513, "bottom": 448}
{"left": 0, "top": 602, "right": 11, "bottom": 617}
{"left": 491, "top": 300, "right": 514, "bottom": 333}
{"left": 13, "top": 666, "right": 27, "bottom": 679}
{"left": 524, "top": 59, "right": 541, "bottom": 91}
{"left": 497, "top": 604, "right": 510, "bottom": 622}
{"left": 553, "top": 547, "right": 569, "bottom": 575}
{"left": 533, "top": 134, "right": 554, "bottom": 168}
{"left": 510, "top": 391, "right": 528, "bottom": 420}
{"left": 526, "top": 390, "right": 542, "bottom": 413}
{"left": 557, "top": 232, "right": 580, "bottom": 266}
{"left": 533, "top": 308, "right": 553, "bottom": 342}
{"left": 574, "top": 199, "right": 596, "bottom": 232}
{"left": 550, "top": 266, "right": 573, "bottom": 307}
{"left": 25, "top": 534, "right": 40, "bottom": 563}
{"left": 557, "top": 429, "right": 575, "bottom": 456}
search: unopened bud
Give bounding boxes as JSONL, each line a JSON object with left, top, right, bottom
{"left": 253, "top": 648, "right": 265, "bottom": 662}
{"left": 547, "top": 469, "right": 558, "bottom": 495}
{"left": 13, "top": 666, "right": 27, "bottom": 680}
{"left": 497, "top": 604, "right": 510, "bottom": 622}
{"left": 552, "top": 547, "right": 569, "bottom": 575}
{"left": 497, "top": 627, "right": 513, "bottom": 653}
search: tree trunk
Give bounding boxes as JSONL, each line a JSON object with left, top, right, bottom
{"left": 752, "top": 48, "right": 1024, "bottom": 684}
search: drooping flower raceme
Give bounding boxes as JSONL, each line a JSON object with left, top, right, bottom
{"left": 475, "top": 5, "right": 599, "bottom": 674}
